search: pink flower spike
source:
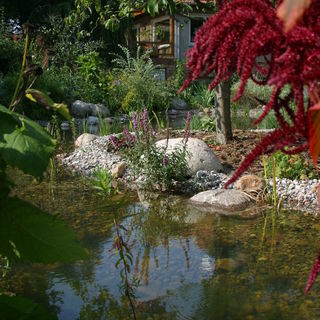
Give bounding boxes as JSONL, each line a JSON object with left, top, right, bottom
{"left": 305, "top": 248, "right": 320, "bottom": 294}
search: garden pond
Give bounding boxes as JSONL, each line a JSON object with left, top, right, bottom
{"left": 2, "top": 169, "right": 320, "bottom": 319}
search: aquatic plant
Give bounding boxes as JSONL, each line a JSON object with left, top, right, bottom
{"left": 91, "top": 167, "right": 116, "bottom": 196}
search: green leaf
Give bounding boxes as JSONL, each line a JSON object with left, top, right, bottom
{"left": 25, "top": 89, "right": 71, "bottom": 120}
{"left": 0, "top": 105, "right": 55, "bottom": 179}
{"left": 0, "top": 197, "right": 87, "bottom": 264}
{"left": 147, "top": 0, "right": 157, "bottom": 16}
{"left": 0, "top": 295, "right": 57, "bottom": 320}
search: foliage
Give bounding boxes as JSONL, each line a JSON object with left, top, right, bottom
{"left": 0, "top": 197, "right": 86, "bottom": 263}
{"left": 0, "top": 104, "right": 56, "bottom": 179}
{"left": 72, "top": 0, "right": 197, "bottom": 31}
{"left": 0, "top": 32, "right": 86, "bottom": 318}
{"left": 108, "top": 45, "right": 170, "bottom": 112}
{"left": 266, "top": 151, "right": 317, "bottom": 180}
{"left": 231, "top": 79, "right": 273, "bottom": 111}
{"left": 0, "top": 8, "right": 24, "bottom": 75}
{"left": 0, "top": 295, "right": 57, "bottom": 320}
{"left": 188, "top": 115, "right": 216, "bottom": 132}
{"left": 91, "top": 167, "right": 116, "bottom": 196}
{"left": 277, "top": 0, "right": 312, "bottom": 32}
{"left": 41, "top": 15, "right": 101, "bottom": 69}
{"left": 189, "top": 83, "right": 215, "bottom": 110}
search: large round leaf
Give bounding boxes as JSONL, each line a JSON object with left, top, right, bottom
{"left": 0, "top": 105, "right": 55, "bottom": 179}
{"left": 0, "top": 197, "right": 87, "bottom": 264}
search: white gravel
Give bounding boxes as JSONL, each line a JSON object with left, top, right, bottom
{"left": 58, "top": 135, "right": 320, "bottom": 212}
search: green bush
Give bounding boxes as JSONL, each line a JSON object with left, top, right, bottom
{"left": 267, "top": 151, "right": 318, "bottom": 180}
{"left": 108, "top": 45, "right": 170, "bottom": 113}
{"left": 189, "top": 83, "right": 215, "bottom": 110}
{"left": 188, "top": 115, "right": 216, "bottom": 132}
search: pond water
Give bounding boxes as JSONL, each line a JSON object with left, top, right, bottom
{"left": 3, "top": 169, "right": 320, "bottom": 319}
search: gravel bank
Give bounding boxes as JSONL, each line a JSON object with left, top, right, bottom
{"left": 58, "top": 135, "right": 320, "bottom": 213}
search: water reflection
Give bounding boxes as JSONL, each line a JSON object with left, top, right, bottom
{"left": 4, "top": 173, "right": 320, "bottom": 319}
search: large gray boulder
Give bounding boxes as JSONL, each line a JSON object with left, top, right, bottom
{"left": 155, "top": 138, "right": 223, "bottom": 175}
{"left": 71, "top": 100, "right": 110, "bottom": 118}
{"left": 190, "top": 189, "right": 252, "bottom": 212}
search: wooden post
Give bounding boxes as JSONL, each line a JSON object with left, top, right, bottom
{"left": 170, "top": 17, "right": 174, "bottom": 56}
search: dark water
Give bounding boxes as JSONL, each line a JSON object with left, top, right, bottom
{"left": 3, "top": 170, "right": 320, "bottom": 319}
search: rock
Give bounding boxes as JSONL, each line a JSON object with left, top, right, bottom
{"left": 190, "top": 189, "right": 252, "bottom": 212}
{"left": 90, "top": 104, "right": 109, "bottom": 117}
{"left": 60, "top": 121, "right": 70, "bottom": 131}
{"left": 215, "top": 258, "right": 239, "bottom": 272}
{"left": 71, "top": 100, "right": 110, "bottom": 118}
{"left": 155, "top": 138, "right": 223, "bottom": 175}
{"left": 111, "top": 162, "right": 126, "bottom": 178}
{"left": 75, "top": 133, "right": 97, "bottom": 148}
{"left": 235, "top": 175, "right": 266, "bottom": 194}
{"left": 71, "top": 100, "right": 91, "bottom": 117}
{"left": 87, "top": 116, "right": 99, "bottom": 134}
{"left": 170, "top": 98, "right": 189, "bottom": 110}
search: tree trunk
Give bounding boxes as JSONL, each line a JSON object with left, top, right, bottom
{"left": 214, "top": 79, "right": 233, "bottom": 144}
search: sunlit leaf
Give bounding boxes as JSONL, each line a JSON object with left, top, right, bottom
{"left": 0, "top": 105, "right": 55, "bottom": 179}
{"left": 277, "top": 0, "right": 312, "bottom": 32}
{"left": 25, "top": 89, "right": 71, "bottom": 120}
{"left": 0, "top": 295, "right": 57, "bottom": 320}
{"left": 147, "top": 0, "right": 159, "bottom": 16}
{"left": 0, "top": 197, "right": 87, "bottom": 264}
{"left": 307, "top": 102, "right": 320, "bottom": 165}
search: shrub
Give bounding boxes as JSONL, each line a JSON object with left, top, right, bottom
{"left": 267, "top": 151, "right": 318, "bottom": 180}
{"left": 108, "top": 45, "right": 170, "bottom": 113}
{"left": 188, "top": 115, "right": 216, "bottom": 132}
{"left": 189, "top": 83, "right": 215, "bottom": 110}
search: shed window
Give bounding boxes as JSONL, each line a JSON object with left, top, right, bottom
{"left": 190, "top": 18, "right": 205, "bottom": 44}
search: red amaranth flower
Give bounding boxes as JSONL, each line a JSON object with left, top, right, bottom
{"left": 179, "top": 0, "right": 320, "bottom": 188}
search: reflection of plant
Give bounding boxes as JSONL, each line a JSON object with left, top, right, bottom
{"left": 267, "top": 151, "right": 318, "bottom": 180}
{"left": 111, "top": 220, "right": 137, "bottom": 320}
{"left": 91, "top": 167, "right": 116, "bottom": 196}
{"left": 0, "top": 241, "right": 20, "bottom": 281}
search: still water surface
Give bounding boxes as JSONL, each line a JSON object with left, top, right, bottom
{"left": 5, "top": 171, "right": 320, "bottom": 319}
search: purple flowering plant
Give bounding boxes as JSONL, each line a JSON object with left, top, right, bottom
{"left": 119, "top": 108, "right": 190, "bottom": 190}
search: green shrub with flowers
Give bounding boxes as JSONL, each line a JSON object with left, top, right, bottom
{"left": 109, "top": 109, "right": 190, "bottom": 190}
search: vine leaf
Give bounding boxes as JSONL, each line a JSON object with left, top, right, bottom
{"left": 277, "top": 0, "right": 312, "bottom": 32}
{"left": 307, "top": 102, "right": 320, "bottom": 165}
